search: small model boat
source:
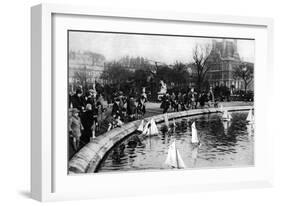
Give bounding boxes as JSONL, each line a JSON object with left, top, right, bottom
{"left": 191, "top": 122, "right": 200, "bottom": 144}
{"left": 142, "top": 118, "right": 159, "bottom": 136}
{"left": 246, "top": 109, "right": 254, "bottom": 124}
{"left": 222, "top": 110, "right": 232, "bottom": 121}
{"left": 165, "top": 140, "right": 185, "bottom": 169}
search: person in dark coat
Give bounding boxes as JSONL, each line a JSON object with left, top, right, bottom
{"left": 86, "top": 89, "right": 97, "bottom": 109}
{"left": 199, "top": 93, "right": 207, "bottom": 108}
{"left": 137, "top": 95, "right": 147, "bottom": 117}
{"left": 161, "top": 94, "right": 170, "bottom": 113}
{"left": 71, "top": 89, "right": 85, "bottom": 112}
{"left": 81, "top": 104, "right": 95, "bottom": 145}
{"left": 111, "top": 98, "right": 122, "bottom": 119}
{"left": 127, "top": 96, "right": 137, "bottom": 121}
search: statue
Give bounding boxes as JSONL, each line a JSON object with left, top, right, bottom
{"left": 159, "top": 80, "right": 167, "bottom": 94}
{"left": 141, "top": 87, "right": 147, "bottom": 99}
{"left": 158, "top": 80, "right": 167, "bottom": 101}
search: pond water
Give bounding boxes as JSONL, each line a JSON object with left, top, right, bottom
{"left": 97, "top": 111, "right": 254, "bottom": 173}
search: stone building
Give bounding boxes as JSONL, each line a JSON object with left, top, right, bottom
{"left": 68, "top": 51, "right": 106, "bottom": 90}
{"left": 205, "top": 39, "right": 254, "bottom": 91}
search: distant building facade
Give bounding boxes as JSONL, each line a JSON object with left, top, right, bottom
{"left": 205, "top": 39, "right": 254, "bottom": 91}
{"left": 68, "top": 51, "right": 106, "bottom": 90}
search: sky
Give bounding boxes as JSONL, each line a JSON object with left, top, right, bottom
{"left": 69, "top": 31, "right": 255, "bottom": 64}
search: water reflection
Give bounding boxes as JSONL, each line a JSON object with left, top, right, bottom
{"left": 98, "top": 112, "right": 254, "bottom": 172}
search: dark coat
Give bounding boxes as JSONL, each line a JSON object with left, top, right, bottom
{"left": 81, "top": 110, "right": 95, "bottom": 143}
{"left": 71, "top": 94, "right": 85, "bottom": 111}
{"left": 81, "top": 110, "right": 95, "bottom": 131}
{"left": 111, "top": 102, "right": 122, "bottom": 118}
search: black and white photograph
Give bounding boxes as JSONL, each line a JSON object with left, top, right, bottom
{"left": 67, "top": 31, "right": 255, "bottom": 174}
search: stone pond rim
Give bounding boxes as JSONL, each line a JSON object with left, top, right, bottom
{"left": 68, "top": 105, "right": 254, "bottom": 174}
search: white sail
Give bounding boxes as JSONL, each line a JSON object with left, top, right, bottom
{"left": 173, "top": 118, "right": 176, "bottom": 127}
{"left": 247, "top": 109, "right": 254, "bottom": 123}
{"left": 222, "top": 110, "right": 231, "bottom": 121}
{"left": 165, "top": 140, "right": 176, "bottom": 167}
{"left": 222, "top": 110, "right": 228, "bottom": 119}
{"left": 137, "top": 120, "right": 144, "bottom": 132}
{"left": 176, "top": 149, "right": 186, "bottom": 169}
{"left": 164, "top": 113, "right": 169, "bottom": 127}
{"left": 143, "top": 119, "right": 159, "bottom": 136}
{"left": 165, "top": 140, "right": 185, "bottom": 169}
{"left": 149, "top": 118, "right": 159, "bottom": 135}
{"left": 191, "top": 122, "right": 199, "bottom": 144}
{"left": 227, "top": 112, "right": 232, "bottom": 120}
{"left": 142, "top": 121, "right": 150, "bottom": 135}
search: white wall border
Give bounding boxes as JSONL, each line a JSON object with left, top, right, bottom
{"left": 31, "top": 3, "right": 274, "bottom": 201}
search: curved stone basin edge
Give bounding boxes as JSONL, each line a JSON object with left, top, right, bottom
{"left": 68, "top": 105, "right": 253, "bottom": 174}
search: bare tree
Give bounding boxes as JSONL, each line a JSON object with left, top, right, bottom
{"left": 233, "top": 63, "right": 254, "bottom": 93}
{"left": 192, "top": 44, "right": 212, "bottom": 91}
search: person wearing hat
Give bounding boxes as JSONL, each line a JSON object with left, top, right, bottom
{"left": 86, "top": 89, "right": 97, "bottom": 109}
{"left": 111, "top": 97, "right": 122, "bottom": 118}
{"left": 71, "top": 89, "right": 85, "bottom": 112}
{"left": 69, "top": 108, "right": 84, "bottom": 151}
{"left": 137, "top": 95, "right": 147, "bottom": 118}
{"left": 127, "top": 95, "right": 137, "bottom": 121}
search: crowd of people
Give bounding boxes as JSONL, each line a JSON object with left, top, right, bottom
{"left": 68, "top": 82, "right": 225, "bottom": 156}
{"left": 159, "top": 87, "right": 216, "bottom": 113}
{"left": 68, "top": 86, "right": 148, "bottom": 153}
{"left": 68, "top": 78, "right": 253, "bottom": 160}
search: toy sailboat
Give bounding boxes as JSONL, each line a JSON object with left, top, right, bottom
{"left": 142, "top": 118, "right": 159, "bottom": 136}
{"left": 191, "top": 122, "right": 200, "bottom": 144}
{"left": 222, "top": 110, "right": 232, "bottom": 121}
{"left": 246, "top": 109, "right": 254, "bottom": 124}
{"left": 137, "top": 120, "right": 144, "bottom": 132}
{"left": 165, "top": 140, "right": 185, "bottom": 169}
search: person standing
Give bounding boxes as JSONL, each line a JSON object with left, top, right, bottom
{"left": 81, "top": 104, "right": 95, "bottom": 145}
{"left": 86, "top": 89, "right": 97, "bottom": 109}
{"left": 69, "top": 108, "right": 84, "bottom": 151}
{"left": 111, "top": 98, "right": 122, "bottom": 118}
{"left": 96, "top": 102, "right": 103, "bottom": 132}
{"left": 207, "top": 86, "right": 215, "bottom": 107}
{"left": 127, "top": 95, "right": 137, "bottom": 121}
{"left": 71, "top": 89, "right": 85, "bottom": 112}
{"left": 161, "top": 94, "right": 170, "bottom": 113}
{"left": 188, "top": 88, "right": 198, "bottom": 109}
{"left": 137, "top": 95, "right": 147, "bottom": 117}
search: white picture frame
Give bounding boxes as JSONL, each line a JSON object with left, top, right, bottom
{"left": 31, "top": 3, "right": 274, "bottom": 202}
